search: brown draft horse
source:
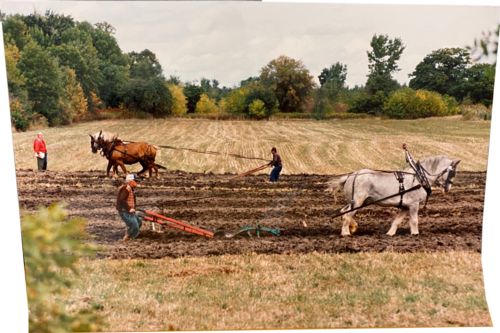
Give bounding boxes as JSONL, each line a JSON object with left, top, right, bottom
{"left": 89, "top": 131, "right": 164, "bottom": 177}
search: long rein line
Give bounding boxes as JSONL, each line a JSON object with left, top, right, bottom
{"left": 120, "top": 139, "right": 268, "bottom": 162}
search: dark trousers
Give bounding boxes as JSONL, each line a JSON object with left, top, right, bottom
{"left": 37, "top": 153, "right": 47, "bottom": 171}
{"left": 270, "top": 165, "right": 282, "bottom": 182}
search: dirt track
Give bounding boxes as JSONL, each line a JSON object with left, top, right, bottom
{"left": 16, "top": 170, "right": 485, "bottom": 259}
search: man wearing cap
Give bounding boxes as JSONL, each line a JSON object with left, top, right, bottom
{"left": 33, "top": 132, "right": 47, "bottom": 171}
{"left": 116, "top": 174, "right": 142, "bottom": 241}
{"left": 268, "top": 147, "right": 282, "bottom": 182}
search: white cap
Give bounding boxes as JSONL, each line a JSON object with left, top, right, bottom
{"left": 125, "top": 174, "right": 137, "bottom": 182}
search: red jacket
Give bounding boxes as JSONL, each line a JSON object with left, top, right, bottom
{"left": 33, "top": 138, "right": 47, "bottom": 153}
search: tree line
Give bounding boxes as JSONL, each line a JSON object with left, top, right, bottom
{"left": 2, "top": 11, "right": 496, "bottom": 131}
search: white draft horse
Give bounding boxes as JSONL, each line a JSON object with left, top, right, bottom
{"left": 327, "top": 155, "right": 460, "bottom": 236}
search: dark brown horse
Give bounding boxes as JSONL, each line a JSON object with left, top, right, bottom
{"left": 89, "top": 131, "right": 164, "bottom": 177}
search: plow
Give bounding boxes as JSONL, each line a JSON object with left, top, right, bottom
{"left": 138, "top": 209, "right": 282, "bottom": 239}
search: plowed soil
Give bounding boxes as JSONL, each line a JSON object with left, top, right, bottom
{"left": 16, "top": 170, "right": 485, "bottom": 259}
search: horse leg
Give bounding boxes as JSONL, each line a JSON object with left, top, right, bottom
{"left": 339, "top": 197, "right": 363, "bottom": 236}
{"left": 386, "top": 208, "right": 409, "bottom": 236}
{"left": 154, "top": 164, "right": 159, "bottom": 178}
{"left": 119, "top": 162, "right": 128, "bottom": 176}
{"left": 106, "top": 161, "right": 113, "bottom": 178}
{"left": 408, "top": 204, "right": 420, "bottom": 235}
{"left": 341, "top": 214, "right": 358, "bottom": 236}
{"left": 137, "top": 161, "right": 148, "bottom": 176}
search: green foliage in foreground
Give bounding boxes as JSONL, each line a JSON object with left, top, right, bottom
{"left": 21, "top": 203, "right": 104, "bottom": 333}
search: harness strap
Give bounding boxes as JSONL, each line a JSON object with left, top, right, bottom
{"left": 350, "top": 173, "right": 358, "bottom": 207}
{"left": 394, "top": 171, "right": 405, "bottom": 208}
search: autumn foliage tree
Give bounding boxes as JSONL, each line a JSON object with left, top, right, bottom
{"left": 168, "top": 83, "right": 188, "bottom": 116}
{"left": 195, "top": 93, "right": 219, "bottom": 114}
{"left": 260, "top": 55, "right": 315, "bottom": 113}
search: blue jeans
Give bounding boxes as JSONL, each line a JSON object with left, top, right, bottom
{"left": 118, "top": 211, "right": 142, "bottom": 238}
{"left": 270, "top": 165, "right": 282, "bottom": 182}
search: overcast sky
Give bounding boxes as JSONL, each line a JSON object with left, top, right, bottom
{"left": 1, "top": 1, "right": 499, "bottom": 87}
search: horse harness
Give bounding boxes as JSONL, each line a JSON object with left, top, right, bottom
{"left": 394, "top": 171, "right": 406, "bottom": 208}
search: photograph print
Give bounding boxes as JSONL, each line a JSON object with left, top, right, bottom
{"left": 1, "top": 0, "right": 499, "bottom": 332}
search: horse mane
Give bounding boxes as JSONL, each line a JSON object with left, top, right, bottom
{"left": 406, "top": 155, "right": 451, "bottom": 173}
{"left": 93, "top": 130, "right": 119, "bottom": 143}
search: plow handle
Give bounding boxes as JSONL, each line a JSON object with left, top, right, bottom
{"left": 138, "top": 209, "right": 214, "bottom": 238}
{"left": 231, "top": 163, "right": 269, "bottom": 179}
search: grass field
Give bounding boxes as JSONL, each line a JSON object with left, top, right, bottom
{"left": 65, "top": 252, "right": 489, "bottom": 331}
{"left": 12, "top": 117, "right": 491, "bottom": 174}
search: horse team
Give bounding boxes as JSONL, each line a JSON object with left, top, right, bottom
{"left": 89, "top": 130, "right": 460, "bottom": 237}
{"left": 90, "top": 130, "right": 164, "bottom": 178}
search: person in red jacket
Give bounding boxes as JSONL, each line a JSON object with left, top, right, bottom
{"left": 33, "top": 132, "right": 47, "bottom": 171}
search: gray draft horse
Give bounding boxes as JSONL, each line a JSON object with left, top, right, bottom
{"left": 327, "top": 156, "right": 461, "bottom": 236}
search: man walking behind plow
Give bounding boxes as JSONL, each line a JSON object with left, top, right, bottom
{"left": 116, "top": 174, "right": 142, "bottom": 241}
{"left": 268, "top": 147, "right": 282, "bottom": 182}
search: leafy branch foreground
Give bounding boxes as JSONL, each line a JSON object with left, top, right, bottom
{"left": 21, "top": 204, "right": 104, "bottom": 332}
{"left": 69, "top": 251, "right": 490, "bottom": 331}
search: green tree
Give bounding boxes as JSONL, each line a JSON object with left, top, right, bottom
{"left": 318, "top": 62, "right": 348, "bottom": 106}
{"left": 260, "top": 55, "right": 315, "bottom": 113}
{"left": 2, "top": 15, "right": 32, "bottom": 50}
{"left": 91, "top": 23, "right": 129, "bottom": 107}
{"left": 243, "top": 83, "right": 278, "bottom": 118}
{"left": 200, "top": 78, "right": 222, "bottom": 100}
{"left": 408, "top": 48, "right": 471, "bottom": 101}
{"left": 123, "top": 77, "right": 172, "bottom": 116}
{"left": 18, "top": 41, "right": 64, "bottom": 125}
{"left": 220, "top": 86, "right": 249, "bottom": 114}
{"left": 366, "top": 34, "right": 405, "bottom": 94}
{"left": 22, "top": 10, "right": 75, "bottom": 46}
{"left": 128, "top": 49, "right": 164, "bottom": 80}
{"left": 22, "top": 204, "right": 104, "bottom": 333}
{"left": 318, "top": 62, "right": 347, "bottom": 87}
{"left": 183, "top": 82, "right": 204, "bottom": 113}
{"left": 466, "top": 63, "right": 495, "bottom": 106}
{"left": 55, "top": 24, "right": 103, "bottom": 110}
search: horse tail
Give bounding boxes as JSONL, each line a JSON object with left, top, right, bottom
{"left": 326, "top": 175, "right": 349, "bottom": 203}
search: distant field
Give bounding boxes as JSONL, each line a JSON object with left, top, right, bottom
{"left": 12, "top": 117, "right": 491, "bottom": 174}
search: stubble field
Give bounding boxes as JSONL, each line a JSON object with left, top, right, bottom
{"left": 13, "top": 117, "right": 492, "bottom": 330}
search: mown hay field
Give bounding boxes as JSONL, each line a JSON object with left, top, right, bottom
{"left": 13, "top": 117, "right": 492, "bottom": 331}
{"left": 12, "top": 117, "right": 490, "bottom": 174}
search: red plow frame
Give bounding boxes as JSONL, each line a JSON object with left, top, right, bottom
{"left": 140, "top": 209, "right": 214, "bottom": 238}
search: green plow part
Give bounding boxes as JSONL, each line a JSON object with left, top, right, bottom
{"left": 221, "top": 224, "right": 281, "bottom": 238}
